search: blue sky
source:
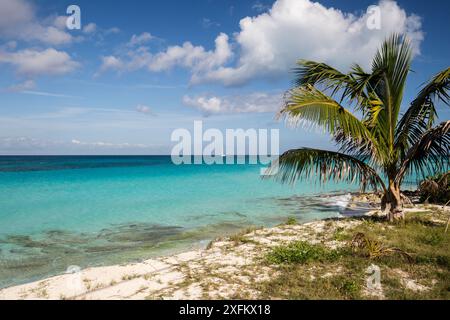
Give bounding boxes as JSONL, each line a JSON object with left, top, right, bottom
{"left": 0, "top": 0, "right": 448, "bottom": 155}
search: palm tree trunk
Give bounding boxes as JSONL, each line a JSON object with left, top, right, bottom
{"left": 381, "top": 180, "right": 404, "bottom": 222}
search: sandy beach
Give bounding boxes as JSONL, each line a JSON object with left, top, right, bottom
{"left": 0, "top": 219, "right": 360, "bottom": 300}
{"left": 1, "top": 194, "right": 447, "bottom": 300}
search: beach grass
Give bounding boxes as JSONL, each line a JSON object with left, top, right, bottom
{"left": 266, "top": 241, "right": 341, "bottom": 265}
{"left": 256, "top": 210, "right": 450, "bottom": 300}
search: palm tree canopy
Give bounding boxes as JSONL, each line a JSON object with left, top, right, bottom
{"left": 273, "top": 34, "right": 449, "bottom": 191}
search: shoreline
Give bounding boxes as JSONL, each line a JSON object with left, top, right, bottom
{"left": 0, "top": 193, "right": 447, "bottom": 300}
{"left": 0, "top": 191, "right": 362, "bottom": 290}
{"left": 0, "top": 218, "right": 361, "bottom": 300}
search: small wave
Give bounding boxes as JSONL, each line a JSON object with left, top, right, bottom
{"left": 324, "top": 193, "right": 352, "bottom": 209}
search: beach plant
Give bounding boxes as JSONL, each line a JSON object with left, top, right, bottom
{"left": 266, "top": 241, "right": 340, "bottom": 264}
{"left": 285, "top": 217, "right": 298, "bottom": 225}
{"left": 268, "top": 34, "right": 449, "bottom": 221}
{"left": 350, "top": 232, "right": 413, "bottom": 262}
{"left": 418, "top": 171, "right": 450, "bottom": 204}
{"left": 259, "top": 210, "right": 450, "bottom": 299}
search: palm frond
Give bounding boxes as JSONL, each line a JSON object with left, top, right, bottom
{"left": 293, "top": 60, "right": 352, "bottom": 94}
{"left": 395, "top": 67, "right": 450, "bottom": 156}
{"left": 266, "top": 148, "right": 386, "bottom": 192}
{"left": 396, "top": 121, "right": 450, "bottom": 183}
{"left": 280, "top": 85, "right": 373, "bottom": 147}
{"left": 347, "top": 64, "right": 384, "bottom": 113}
{"left": 270, "top": 33, "right": 447, "bottom": 207}
{"left": 371, "top": 34, "right": 413, "bottom": 152}
{"left": 293, "top": 60, "right": 379, "bottom": 109}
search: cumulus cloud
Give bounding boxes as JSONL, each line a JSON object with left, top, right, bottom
{"left": 252, "top": 1, "right": 271, "bottom": 13}
{"left": 97, "top": 33, "right": 233, "bottom": 76}
{"left": 98, "top": 0, "right": 423, "bottom": 87}
{"left": 182, "top": 92, "right": 282, "bottom": 115}
{"left": 0, "top": 0, "right": 73, "bottom": 45}
{"left": 183, "top": 96, "right": 223, "bottom": 114}
{"left": 96, "top": 55, "right": 124, "bottom": 74}
{"left": 148, "top": 33, "right": 232, "bottom": 72}
{"left": 52, "top": 15, "right": 68, "bottom": 30}
{"left": 193, "top": 0, "right": 423, "bottom": 86}
{"left": 0, "top": 48, "right": 80, "bottom": 76}
{"left": 127, "top": 32, "right": 153, "bottom": 47}
{"left": 83, "top": 23, "right": 97, "bottom": 34}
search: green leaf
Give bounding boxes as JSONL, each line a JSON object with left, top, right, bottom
{"left": 266, "top": 148, "right": 385, "bottom": 192}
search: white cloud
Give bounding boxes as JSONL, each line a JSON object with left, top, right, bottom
{"left": 0, "top": 136, "right": 149, "bottom": 154}
{"left": 135, "top": 104, "right": 155, "bottom": 115}
{"left": 83, "top": 22, "right": 97, "bottom": 34}
{"left": 0, "top": 48, "right": 80, "bottom": 76}
{"left": 52, "top": 15, "right": 68, "bottom": 30}
{"left": 193, "top": 0, "right": 423, "bottom": 86}
{"left": 201, "top": 18, "right": 220, "bottom": 29}
{"left": 105, "top": 27, "right": 121, "bottom": 34}
{"left": 127, "top": 32, "right": 153, "bottom": 47}
{"left": 97, "top": 33, "right": 233, "bottom": 76}
{"left": 148, "top": 33, "right": 232, "bottom": 72}
{"left": 183, "top": 96, "right": 223, "bottom": 114}
{"left": 70, "top": 139, "right": 148, "bottom": 149}
{"left": 5, "top": 80, "right": 81, "bottom": 98}
{"left": 0, "top": 0, "right": 33, "bottom": 34}
{"left": 182, "top": 92, "right": 282, "bottom": 115}
{"left": 20, "top": 90, "right": 81, "bottom": 98}
{"left": 30, "top": 21, "right": 73, "bottom": 45}
{"left": 252, "top": 1, "right": 271, "bottom": 13}
{"left": 97, "top": 55, "right": 124, "bottom": 73}
{"left": 98, "top": 0, "right": 423, "bottom": 87}
{"left": 0, "top": 0, "right": 73, "bottom": 45}
{"left": 0, "top": 107, "right": 176, "bottom": 155}
{"left": 0, "top": 136, "right": 58, "bottom": 150}
{"left": 6, "top": 79, "right": 35, "bottom": 92}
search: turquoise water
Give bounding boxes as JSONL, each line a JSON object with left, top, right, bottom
{"left": 0, "top": 156, "right": 368, "bottom": 288}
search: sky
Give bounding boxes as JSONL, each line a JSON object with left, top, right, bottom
{"left": 0, "top": 0, "right": 449, "bottom": 155}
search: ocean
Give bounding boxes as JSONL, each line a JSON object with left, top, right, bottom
{"left": 0, "top": 155, "right": 392, "bottom": 288}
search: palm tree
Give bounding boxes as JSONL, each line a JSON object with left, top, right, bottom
{"left": 268, "top": 34, "right": 449, "bottom": 222}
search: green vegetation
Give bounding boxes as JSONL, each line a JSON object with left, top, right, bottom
{"left": 259, "top": 267, "right": 364, "bottom": 300}
{"left": 258, "top": 211, "right": 450, "bottom": 299}
{"left": 285, "top": 217, "right": 298, "bottom": 225}
{"left": 350, "top": 232, "right": 413, "bottom": 261}
{"left": 228, "top": 226, "right": 261, "bottom": 246}
{"left": 266, "top": 241, "right": 340, "bottom": 264}
{"left": 267, "top": 34, "right": 450, "bottom": 222}
{"left": 333, "top": 227, "right": 347, "bottom": 241}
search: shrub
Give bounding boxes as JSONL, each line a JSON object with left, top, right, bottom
{"left": 419, "top": 171, "right": 450, "bottom": 204}
{"left": 285, "top": 217, "right": 298, "bottom": 225}
{"left": 266, "top": 241, "right": 340, "bottom": 264}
